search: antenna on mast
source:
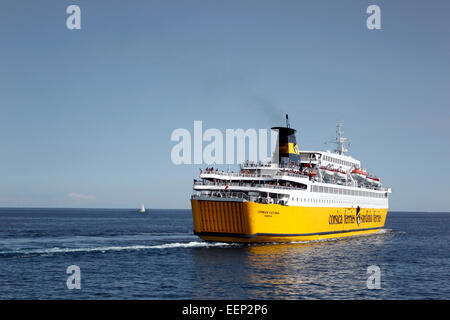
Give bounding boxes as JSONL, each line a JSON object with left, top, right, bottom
{"left": 286, "top": 114, "right": 290, "bottom": 128}
{"left": 325, "top": 122, "right": 349, "bottom": 155}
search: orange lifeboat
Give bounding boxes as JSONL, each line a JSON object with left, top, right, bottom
{"left": 351, "top": 168, "right": 368, "bottom": 182}
{"left": 367, "top": 175, "right": 381, "bottom": 186}
{"left": 319, "top": 166, "right": 335, "bottom": 178}
{"left": 351, "top": 168, "right": 367, "bottom": 176}
{"left": 309, "top": 170, "right": 317, "bottom": 177}
{"left": 334, "top": 169, "right": 347, "bottom": 180}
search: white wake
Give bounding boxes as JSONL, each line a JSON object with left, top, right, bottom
{"left": 1, "top": 241, "right": 235, "bottom": 255}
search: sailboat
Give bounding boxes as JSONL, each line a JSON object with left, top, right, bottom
{"left": 139, "top": 204, "right": 146, "bottom": 213}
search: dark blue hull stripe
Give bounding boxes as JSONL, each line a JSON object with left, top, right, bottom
{"left": 195, "top": 226, "right": 383, "bottom": 239}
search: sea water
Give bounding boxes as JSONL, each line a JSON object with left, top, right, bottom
{"left": 0, "top": 208, "right": 448, "bottom": 299}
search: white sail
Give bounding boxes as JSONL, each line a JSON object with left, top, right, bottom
{"left": 140, "top": 204, "right": 146, "bottom": 213}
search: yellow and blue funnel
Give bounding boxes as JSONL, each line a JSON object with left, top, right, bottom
{"left": 271, "top": 115, "right": 300, "bottom": 165}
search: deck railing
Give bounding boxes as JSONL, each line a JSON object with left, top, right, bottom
{"left": 200, "top": 170, "right": 273, "bottom": 178}
{"left": 192, "top": 191, "right": 250, "bottom": 201}
{"left": 194, "top": 180, "right": 304, "bottom": 191}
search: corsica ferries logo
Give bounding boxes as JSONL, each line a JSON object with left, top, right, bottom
{"left": 329, "top": 207, "right": 381, "bottom": 226}
{"left": 328, "top": 206, "right": 362, "bottom": 226}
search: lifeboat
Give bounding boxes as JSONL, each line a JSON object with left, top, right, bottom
{"left": 351, "top": 168, "right": 367, "bottom": 182}
{"left": 319, "top": 166, "right": 335, "bottom": 178}
{"left": 334, "top": 169, "right": 347, "bottom": 180}
{"left": 303, "top": 163, "right": 313, "bottom": 168}
{"left": 308, "top": 170, "right": 317, "bottom": 177}
{"left": 367, "top": 175, "right": 381, "bottom": 186}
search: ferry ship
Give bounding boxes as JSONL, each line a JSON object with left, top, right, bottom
{"left": 191, "top": 115, "right": 391, "bottom": 243}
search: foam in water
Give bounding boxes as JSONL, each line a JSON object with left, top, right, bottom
{"left": 1, "top": 230, "right": 391, "bottom": 256}
{"left": 0, "top": 241, "right": 235, "bottom": 256}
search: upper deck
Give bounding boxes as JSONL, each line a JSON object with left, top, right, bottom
{"left": 192, "top": 118, "right": 391, "bottom": 206}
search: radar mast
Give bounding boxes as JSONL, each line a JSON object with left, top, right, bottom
{"left": 326, "top": 123, "right": 349, "bottom": 155}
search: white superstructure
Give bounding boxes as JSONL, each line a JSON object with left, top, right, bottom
{"left": 192, "top": 122, "right": 391, "bottom": 211}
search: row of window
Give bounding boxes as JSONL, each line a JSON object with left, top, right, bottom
{"left": 290, "top": 197, "right": 351, "bottom": 204}
{"left": 311, "top": 185, "right": 387, "bottom": 198}
{"left": 322, "top": 155, "right": 355, "bottom": 168}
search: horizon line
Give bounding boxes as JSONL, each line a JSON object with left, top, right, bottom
{"left": 0, "top": 207, "right": 449, "bottom": 214}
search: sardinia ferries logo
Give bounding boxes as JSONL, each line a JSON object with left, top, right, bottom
{"left": 356, "top": 206, "right": 361, "bottom": 226}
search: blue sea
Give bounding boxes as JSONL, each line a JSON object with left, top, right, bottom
{"left": 0, "top": 208, "right": 448, "bottom": 299}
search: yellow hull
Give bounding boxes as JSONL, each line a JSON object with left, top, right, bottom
{"left": 191, "top": 199, "right": 388, "bottom": 243}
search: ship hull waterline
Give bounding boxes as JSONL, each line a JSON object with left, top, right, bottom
{"left": 191, "top": 199, "right": 388, "bottom": 243}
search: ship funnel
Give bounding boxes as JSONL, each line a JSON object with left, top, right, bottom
{"left": 271, "top": 114, "right": 300, "bottom": 165}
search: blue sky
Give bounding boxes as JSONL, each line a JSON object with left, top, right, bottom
{"left": 0, "top": 0, "right": 449, "bottom": 211}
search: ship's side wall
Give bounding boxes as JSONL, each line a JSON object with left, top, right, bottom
{"left": 191, "top": 199, "right": 388, "bottom": 242}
